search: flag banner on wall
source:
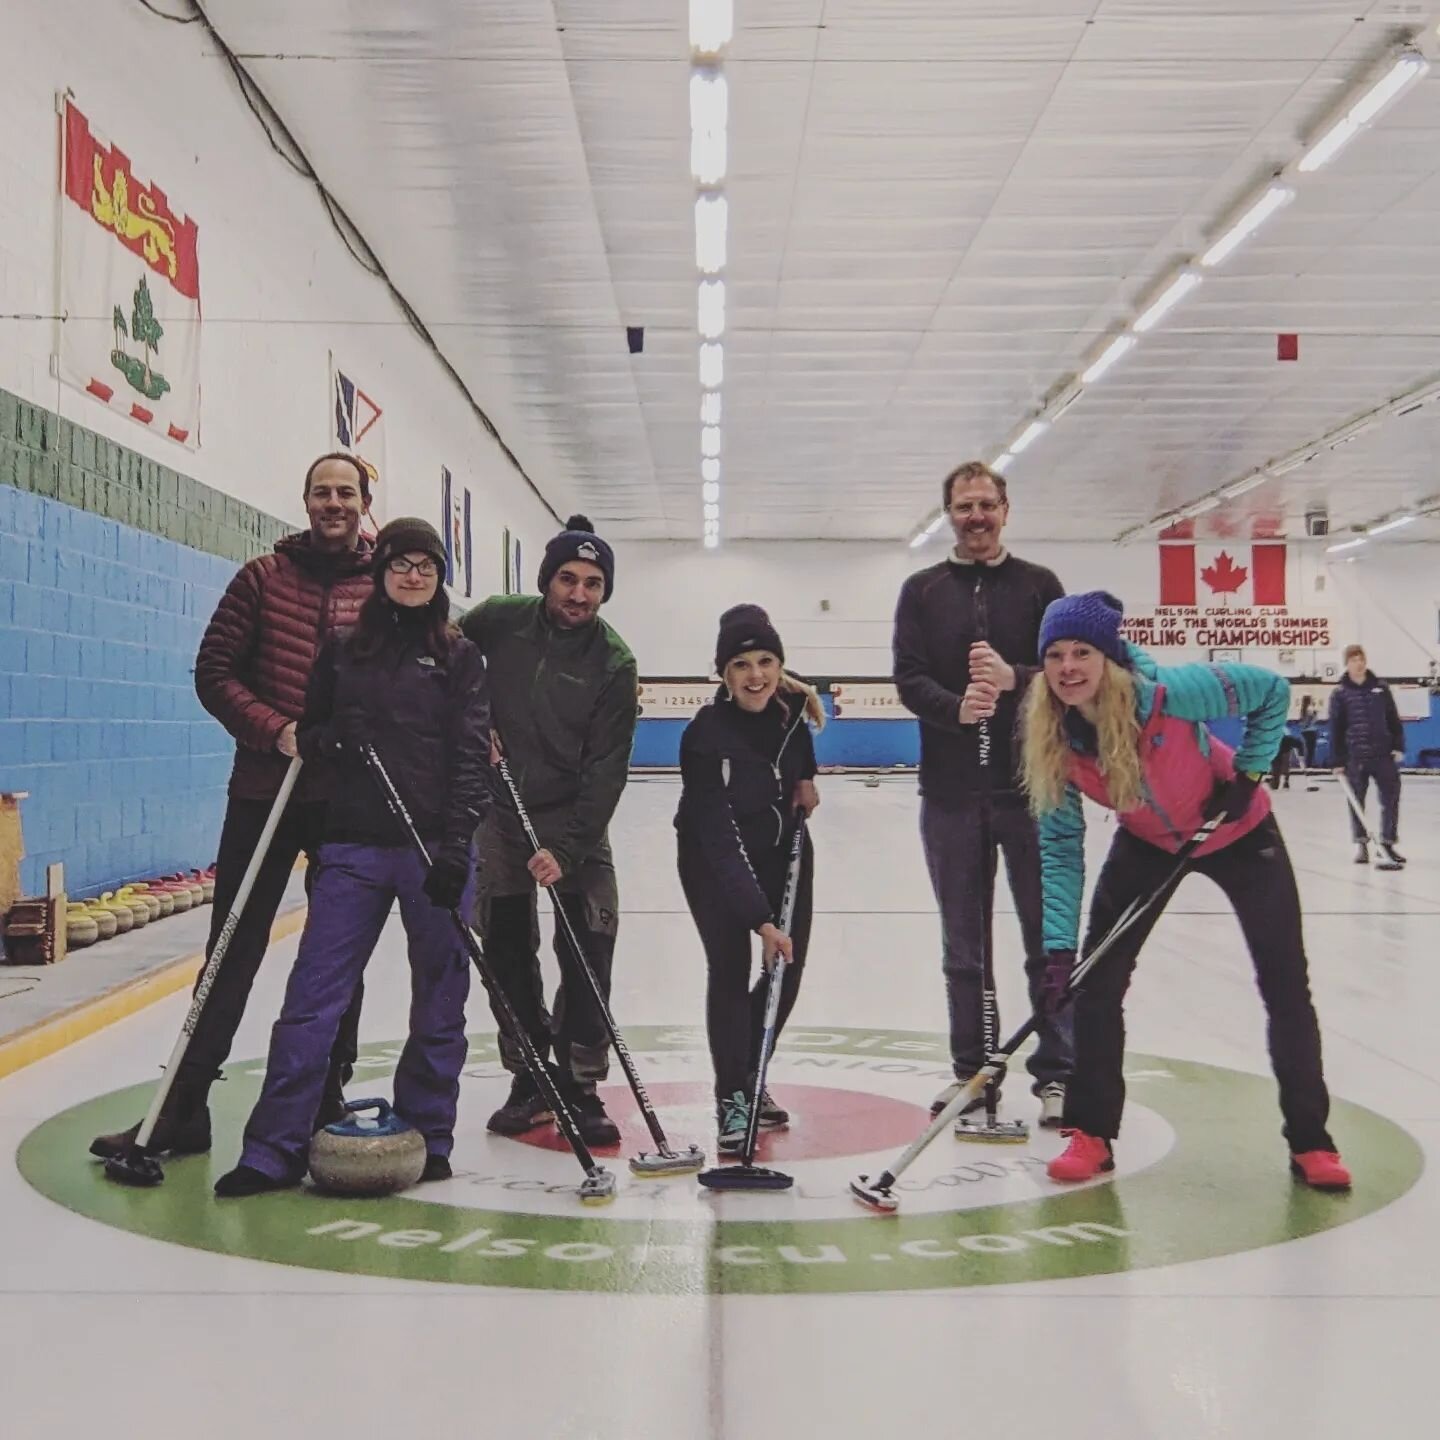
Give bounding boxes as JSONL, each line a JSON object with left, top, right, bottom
{"left": 330, "top": 356, "right": 386, "bottom": 542}
{"left": 462, "top": 488, "right": 473, "bottom": 598}
{"left": 501, "top": 528, "right": 512, "bottom": 594}
{"left": 441, "top": 468, "right": 471, "bottom": 593}
{"left": 1121, "top": 542, "right": 1332, "bottom": 652}
{"left": 56, "top": 98, "right": 202, "bottom": 448}
{"left": 512, "top": 535, "right": 523, "bottom": 595}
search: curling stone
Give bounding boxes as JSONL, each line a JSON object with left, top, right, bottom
{"left": 308, "top": 1098, "right": 427, "bottom": 1197}
{"left": 66, "top": 903, "right": 101, "bottom": 949}
{"left": 80, "top": 900, "right": 118, "bottom": 941}
{"left": 120, "top": 885, "right": 162, "bottom": 923}
{"left": 192, "top": 867, "right": 216, "bottom": 903}
{"left": 107, "top": 889, "right": 150, "bottom": 928}
{"left": 93, "top": 894, "right": 134, "bottom": 934}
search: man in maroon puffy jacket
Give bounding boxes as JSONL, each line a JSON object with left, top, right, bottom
{"left": 90, "top": 454, "right": 376, "bottom": 1161}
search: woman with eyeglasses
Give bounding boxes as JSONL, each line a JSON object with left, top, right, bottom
{"left": 215, "top": 518, "right": 490, "bottom": 1196}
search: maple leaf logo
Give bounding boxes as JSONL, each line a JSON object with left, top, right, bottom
{"left": 1201, "top": 550, "right": 1248, "bottom": 600}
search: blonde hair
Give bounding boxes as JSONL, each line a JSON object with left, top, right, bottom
{"left": 1022, "top": 660, "right": 1142, "bottom": 815}
{"left": 722, "top": 656, "right": 826, "bottom": 731}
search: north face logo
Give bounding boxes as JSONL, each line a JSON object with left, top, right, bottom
{"left": 577, "top": 541, "right": 599, "bottom": 562}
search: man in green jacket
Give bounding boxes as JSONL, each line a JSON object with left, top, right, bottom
{"left": 461, "top": 514, "right": 638, "bottom": 1146}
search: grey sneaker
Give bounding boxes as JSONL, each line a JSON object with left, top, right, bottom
{"left": 1038, "top": 1082, "right": 1066, "bottom": 1129}
{"left": 930, "top": 1078, "right": 987, "bottom": 1119}
{"left": 757, "top": 1088, "right": 789, "bottom": 1128}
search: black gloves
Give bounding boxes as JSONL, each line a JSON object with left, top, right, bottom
{"left": 1203, "top": 772, "right": 1261, "bottom": 824}
{"left": 422, "top": 855, "right": 470, "bottom": 911}
{"left": 1041, "top": 950, "right": 1076, "bottom": 1015}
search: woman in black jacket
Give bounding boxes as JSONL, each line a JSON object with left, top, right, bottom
{"left": 676, "top": 606, "right": 823, "bottom": 1153}
{"left": 215, "top": 518, "right": 490, "bottom": 1196}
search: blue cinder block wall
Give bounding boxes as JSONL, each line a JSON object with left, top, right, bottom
{"left": 0, "top": 483, "right": 238, "bottom": 897}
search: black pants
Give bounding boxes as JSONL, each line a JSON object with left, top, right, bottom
{"left": 1346, "top": 755, "right": 1401, "bottom": 844}
{"left": 919, "top": 796, "right": 1072, "bottom": 1090}
{"left": 483, "top": 892, "right": 616, "bottom": 1084}
{"left": 680, "top": 834, "right": 814, "bottom": 1108}
{"left": 172, "top": 796, "right": 361, "bottom": 1111}
{"left": 1301, "top": 731, "right": 1318, "bottom": 769}
{"left": 1067, "top": 817, "right": 1333, "bottom": 1154}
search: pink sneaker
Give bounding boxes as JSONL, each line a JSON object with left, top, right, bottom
{"left": 1290, "top": 1150, "right": 1351, "bottom": 1191}
{"left": 1047, "top": 1130, "right": 1115, "bottom": 1183}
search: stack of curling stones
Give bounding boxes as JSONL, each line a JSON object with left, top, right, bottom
{"left": 308, "top": 1098, "right": 427, "bottom": 1197}
{"left": 64, "top": 867, "right": 217, "bottom": 951}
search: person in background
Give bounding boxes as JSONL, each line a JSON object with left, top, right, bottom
{"left": 1329, "top": 644, "right": 1406, "bottom": 867}
{"left": 89, "top": 454, "right": 376, "bottom": 1164}
{"left": 1022, "top": 591, "right": 1350, "bottom": 1193}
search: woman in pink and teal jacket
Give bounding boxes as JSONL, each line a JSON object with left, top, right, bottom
{"left": 1022, "top": 591, "right": 1350, "bottom": 1192}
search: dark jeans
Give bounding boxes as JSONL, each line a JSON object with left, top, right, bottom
{"left": 920, "top": 795, "right": 1072, "bottom": 1091}
{"left": 240, "top": 843, "right": 472, "bottom": 1180}
{"left": 680, "top": 835, "right": 815, "bottom": 1107}
{"left": 1301, "top": 731, "right": 1318, "bottom": 769}
{"left": 172, "top": 795, "right": 362, "bottom": 1112}
{"left": 1346, "top": 755, "right": 1401, "bottom": 844}
{"left": 1067, "top": 817, "right": 1333, "bottom": 1153}
{"left": 474, "top": 808, "right": 618, "bottom": 1084}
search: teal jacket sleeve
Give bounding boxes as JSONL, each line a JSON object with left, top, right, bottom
{"left": 1038, "top": 784, "right": 1086, "bottom": 953}
{"left": 1158, "top": 662, "right": 1290, "bottom": 773}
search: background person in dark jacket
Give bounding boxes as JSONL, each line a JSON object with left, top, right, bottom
{"left": 214, "top": 518, "right": 489, "bottom": 1196}
{"left": 461, "top": 516, "right": 638, "bottom": 1148}
{"left": 893, "top": 459, "right": 1070, "bottom": 1128}
{"left": 90, "top": 453, "right": 375, "bottom": 1164}
{"left": 1329, "top": 644, "right": 1407, "bottom": 867}
{"left": 675, "top": 606, "right": 822, "bottom": 1153}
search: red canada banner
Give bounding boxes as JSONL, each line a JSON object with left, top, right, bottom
{"left": 1122, "top": 542, "right": 1332, "bottom": 650}
{"left": 55, "top": 99, "right": 202, "bottom": 447}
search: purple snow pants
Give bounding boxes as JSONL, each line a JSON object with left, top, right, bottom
{"left": 239, "top": 842, "right": 473, "bottom": 1181}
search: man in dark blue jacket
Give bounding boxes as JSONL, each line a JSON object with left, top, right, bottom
{"left": 1329, "top": 644, "right": 1406, "bottom": 867}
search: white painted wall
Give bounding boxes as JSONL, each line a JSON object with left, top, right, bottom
{"left": 0, "top": 0, "right": 555, "bottom": 590}
{"left": 606, "top": 537, "right": 1440, "bottom": 679}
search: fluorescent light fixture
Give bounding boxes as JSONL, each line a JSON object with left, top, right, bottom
{"left": 1081, "top": 335, "right": 1136, "bottom": 385}
{"left": 1327, "top": 417, "right": 1378, "bottom": 449}
{"left": 1368, "top": 514, "right": 1415, "bottom": 536}
{"left": 1350, "top": 48, "right": 1429, "bottom": 125}
{"left": 704, "top": 518, "right": 720, "bottom": 536}
{"left": 700, "top": 391, "right": 722, "bottom": 424}
{"left": 1220, "top": 472, "right": 1267, "bottom": 499}
{"left": 1268, "top": 450, "right": 1318, "bottom": 477}
{"left": 698, "top": 279, "right": 726, "bottom": 339}
{"left": 703, "top": 533, "right": 720, "bottom": 549}
{"left": 1326, "top": 536, "right": 1368, "bottom": 554}
{"left": 1200, "top": 184, "right": 1294, "bottom": 268}
{"left": 702, "top": 480, "right": 720, "bottom": 503}
{"left": 703, "top": 503, "right": 720, "bottom": 520}
{"left": 1134, "top": 270, "right": 1203, "bottom": 333}
{"left": 992, "top": 451, "right": 1015, "bottom": 471}
{"left": 1010, "top": 419, "right": 1048, "bottom": 455}
{"left": 1298, "top": 115, "right": 1361, "bottom": 174}
{"left": 689, "top": 71, "right": 728, "bottom": 184}
{"left": 695, "top": 194, "right": 727, "bottom": 273}
{"left": 908, "top": 531, "right": 931, "bottom": 549}
{"left": 1045, "top": 385, "right": 1084, "bottom": 422}
{"left": 700, "top": 425, "right": 721, "bottom": 457}
{"left": 924, "top": 513, "right": 946, "bottom": 535}
{"left": 701, "top": 458, "right": 720, "bottom": 483}
{"left": 699, "top": 342, "right": 724, "bottom": 387}
{"left": 689, "top": 0, "right": 733, "bottom": 56}
{"left": 1185, "top": 495, "right": 1222, "bottom": 517}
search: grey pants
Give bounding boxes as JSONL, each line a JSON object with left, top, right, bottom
{"left": 920, "top": 795, "right": 1073, "bottom": 1091}
{"left": 1346, "top": 755, "right": 1401, "bottom": 846}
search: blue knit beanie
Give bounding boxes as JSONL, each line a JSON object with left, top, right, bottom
{"left": 1038, "top": 591, "right": 1130, "bottom": 667}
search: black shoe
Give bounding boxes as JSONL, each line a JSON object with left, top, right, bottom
{"left": 314, "top": 1085, "right": 348, "bottom": 1133}
{"left": 572, "top": 1088, "right": 621, "bottom": 1147}
{"left": 420, "top": 1154, "right": 453, "bottom": 1183}
{"left": 89, "top": 1106, "right": 212, "bottom": 1161}
{"left": 1354, "top": 842, "right": 1369, "bottom": 865}
{"left": 213, "top": 1163, "right": 300, "bottom": 1198}
{"left": 486, "top": 1073, "right": 553, "bottom": 1136}
{"left": 929, "top": 1075, "right": 995, "bottom": 1119}
{"left": 1377, "top": 843, "right": 1407, "bottom": 869}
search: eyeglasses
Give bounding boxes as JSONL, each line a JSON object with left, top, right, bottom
{"left": 387, "top": 556, "right": 439, "bottom": 577}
